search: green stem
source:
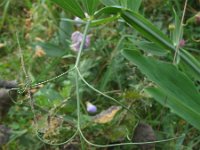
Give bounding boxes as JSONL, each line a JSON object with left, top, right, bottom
{"left": 74, "top": 21, "right": 91, "bottom": 130}
{"left": 76, "top": 68, "right": 134, "bottom": 114}
{"left": 75, "top": 21, "right": 91, "bottom": 67}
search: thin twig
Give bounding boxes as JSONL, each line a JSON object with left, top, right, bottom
{"left": 31, "top": 67, "right": 75, "bottom": 88}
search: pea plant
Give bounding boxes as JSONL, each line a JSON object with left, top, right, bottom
{"left": 4, "top": 0, "right": 200, "bottom": 149}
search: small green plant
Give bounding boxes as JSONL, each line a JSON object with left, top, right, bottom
{"left": 1, "top": 0, "right": 200, "bottom": 149}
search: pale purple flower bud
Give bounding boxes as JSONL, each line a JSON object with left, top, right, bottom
{"left": 179, "top": 39, "right": 185, "bottom": 47}
{"left": 70, "top": 31, "right": 91, "bottom": 52}
{"left": 86, "top": 101, "right": 97, "bottom": 113}
{"left": 74, "top": 17, "right": 82, "bottom": 27}
{"left": 74, "top": 13, "right": 89, "bottom": 27}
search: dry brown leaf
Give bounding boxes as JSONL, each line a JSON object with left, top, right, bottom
{"left": 93, "top": 106, "right": 121, "bottom": 124}
{"left": 0, "top": 43, "right": 5, "bottom": 49}
{"left": 35, "top": 37, "right": 44, "bottom": 42}
{"left": 34, "top": 45, "right": 46, "bottom": 57}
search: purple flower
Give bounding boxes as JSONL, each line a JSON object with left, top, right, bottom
{"left": 86, "top": 101, "right": 97, "bottom": 113}
{"left": 179, "top": 39, "right": 185, "bottom": 47}
{"left": 70, "top": 31, "right": 91, "bottom": 52}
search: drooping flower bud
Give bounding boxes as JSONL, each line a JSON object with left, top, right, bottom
{"left": 86, "top": 101, "right": 97, "bottom": 113}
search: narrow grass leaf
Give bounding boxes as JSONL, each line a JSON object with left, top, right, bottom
{"left": 126, "top": 0, "right": 142, "bottom": 12}
{"left": 122, "top": 49, "right": 200, "bottom": 113}
{"left": 133, "top": 40, "right": 168, "bottom": 56}
{"left": 100, "top": 0, "right": 120, "bottom": 6}
{"left": 51, "top": 0, "right": 85, "bottom": 18}
{"left": 82, "top": 0, "right": 99, "bottom": 15}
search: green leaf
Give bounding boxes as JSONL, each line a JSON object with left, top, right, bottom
{"left": 120, "top": 10, "right": 200, "bottom": 76}
{"left": 171, "top": 9, "right": 183, "bottom": 45}
{"left": 35, "top": 42, "right": 66, "bottom": 57}
{"left": 146, "top": 87, "right": 200, "bottom": 130}
{"left": 100, "top": 0, "right": 120, "bottom": 6}
{"left": 91, "top": 15, "right": 120, "bottom": 26}
{"left": 133, "top": 40, "right": 168, "bottom": 56}
{"left": 179, "top": 49, "right": 200, "bottom": 77}
{"left": 122, "top": 49, "right": 200, "bottom": 109}
{"left": 100, "top": 0, "right": 142, "bottom": 12}
{"left": 121, "top": 10, "right": 174, "bottom": 50}
{"left": 35, "top": 85, "right": 63, "bottom": 108}
{"left": 94, "top": 6, "right": 122, "bottom": 17}
{"left": 82, "top": 0, "right": 99, "bottom": 15}
{"left": 126, "top": 0, "right": 142, "bottom": 12}
{"left": 94, "top": 6, "right": 200, "bottom": 76}
{"left": 122, "top": 50, "right": 200, "bottom": 119}
{"left": 51, "top": 0, "right": 85, "bottom": 18}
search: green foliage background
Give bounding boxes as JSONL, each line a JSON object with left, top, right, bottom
{"left": 0, "top": 0, "right": 200, "bottom": 149}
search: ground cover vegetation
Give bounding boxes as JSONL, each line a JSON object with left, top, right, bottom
{"left": 0, "top": 0, "right": 200, "bottom": 149}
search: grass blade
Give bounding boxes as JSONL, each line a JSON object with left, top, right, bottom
{"left": 51, "top": 0, "right": 85, "bottom": 18}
